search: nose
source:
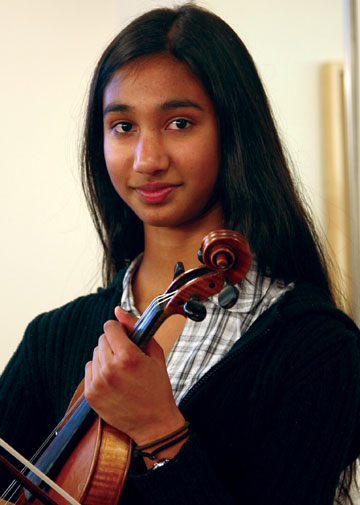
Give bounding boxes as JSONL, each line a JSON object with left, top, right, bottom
{"left": 133, "top": 132, "right": 169, "bottom": 174}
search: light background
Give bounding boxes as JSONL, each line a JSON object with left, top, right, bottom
{"left": 0, "top": 0, "right": 346, "bottom": 373}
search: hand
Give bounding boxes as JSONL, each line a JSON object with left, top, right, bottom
{"left": 84, "top": 306, "right": 185, "bottom": 446}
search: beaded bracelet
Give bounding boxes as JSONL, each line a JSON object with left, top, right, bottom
{"left": 134, "top": 422, "right": 190, "bottom": 460}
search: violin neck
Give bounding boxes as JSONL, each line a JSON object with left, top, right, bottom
{"left": 129, "top": 297, "right": 168, "bottom": 349}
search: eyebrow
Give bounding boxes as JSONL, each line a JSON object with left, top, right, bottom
{"left": 103, "top": 99, "right": 204, "bottom": 117}
{"left": 160, "top": 100, "right": 204, "bottom": 112}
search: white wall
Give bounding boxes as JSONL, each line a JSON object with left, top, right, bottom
{"left": 0, "top": 0, "right": 345, "bottom": 373}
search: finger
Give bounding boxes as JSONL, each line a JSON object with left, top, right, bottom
{"left": 84, "top": 360, "right": 93, "bottom": 393}
{"left": 97, "top": 333, "right": 124, "bottom": 385}
{"left": 103, "top": 319, "right": 130, "bottom": 355}
{"left": 143, "top": 336, "right": 165, "bottom": 362}
{"left": 97, "top": 333, "right": 114, "bottom": 361}
{"left": 104, "top": 318, "right": 144, "bottom": 360}
{"left": 84, "top": 355, "right": 103, "bottom": 409}
{"left": 114, "top": 307, "right": 164, "bottom": 362}
{"left": 114, "top": 306, "right": 138, "bottom": 334}
{"left": 90, "top": 344, "right": 101, "bottom": 382}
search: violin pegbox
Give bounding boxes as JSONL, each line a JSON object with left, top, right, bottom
{"left": 165, "top": 230, "right": 251, "bottom": 318}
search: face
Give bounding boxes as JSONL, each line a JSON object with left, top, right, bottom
{"left": 103, "top": 53, "right": 221, "bottom": 230}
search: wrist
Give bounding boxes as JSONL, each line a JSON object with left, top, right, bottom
{"left": 131, "top": 411, "right": 186, "bottom": 447}
{"left": 144, "top": 435, "right": 189, "bottom": 470}
{"left": 134, "top": 421, "right": 190, "bottom": 470}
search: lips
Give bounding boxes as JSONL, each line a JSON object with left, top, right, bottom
{"left": 134, "top": 182, "right": 180, "bottom": 204}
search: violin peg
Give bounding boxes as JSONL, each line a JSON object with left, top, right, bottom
{"left": 197, "top": 248, "right": 204, "bottom": 264}
{"left": 218, "top": 278, "right": 239, "bottom": 309}
{"left": 184, "top": 295, "right": 207, "bottom": 322}
{"left": 173, "top": 262, "right": 185, "bottom": 279}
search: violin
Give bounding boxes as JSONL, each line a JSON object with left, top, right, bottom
{"left": 0, "top": 230, "right": 251, "bottom": 505}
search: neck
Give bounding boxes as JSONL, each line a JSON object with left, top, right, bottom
{"left": 132, "top": 204, "right": 224, "bottom": 311}
{"left": 145, "top": 205, "right": 223, "bottom": 271}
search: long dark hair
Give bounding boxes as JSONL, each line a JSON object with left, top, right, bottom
{"left": 81, "top": 3, "right": 333, "bottom": 301}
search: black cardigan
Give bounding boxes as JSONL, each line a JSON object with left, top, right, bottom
{"left": 0, "top": 275, "right": 360, "bottom": 505}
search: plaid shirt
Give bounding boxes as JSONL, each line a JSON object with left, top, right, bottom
{"left": 121, "top": 256, "right": 293, "bottom": 404}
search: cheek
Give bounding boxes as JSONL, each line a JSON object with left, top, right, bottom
{"left": 104, "top": 158, "right": 118, "bottom": 191}
{"left": 103, "top": 157, "right": 127, "bottom": 201}
{"left": 194, "top": 124, "right": 219, "bottom": 168}
{"left": 104, "top": 140, "right": 128, "bottom": 184}
{"left": 104, "top": 138, "right": 117, "bottom": 171}
{"left": 192, "top": 142, "right": 220, "bottom": 184}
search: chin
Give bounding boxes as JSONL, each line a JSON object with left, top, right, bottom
{"left": 135, "top": 201, "right": 221, "bottom": 230}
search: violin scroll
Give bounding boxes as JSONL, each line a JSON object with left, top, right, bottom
{"left": 164, "top": 230, "right": 251, "bottom": 317}
{"left": 199, "top": 229, "right": 251, "bottom": 282}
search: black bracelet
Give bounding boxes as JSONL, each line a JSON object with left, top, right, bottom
{"left": 134, "top": 422, "right": 190, "bottom": 460}
{"left": 134, "top": 431, "right": 190, "bottom": 460}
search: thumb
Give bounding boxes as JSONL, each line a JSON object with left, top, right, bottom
{"left": 114, "top": 305, "right": 138, "bottom": 334}
{"left": 114, "top": 306, "right": 165, "bottom": 362}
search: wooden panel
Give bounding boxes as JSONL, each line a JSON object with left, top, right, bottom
{"left": 321, "top": 62, "right": 352, "bottom": 313}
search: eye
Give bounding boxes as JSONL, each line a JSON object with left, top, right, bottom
{"left": 112, "top": 121, "right": 133, "bottom": 133}
{"left": 167, "top": 119, "right": 192, "bottom": 130}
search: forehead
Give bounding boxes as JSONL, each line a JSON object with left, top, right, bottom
{"left": 103, "top": 54, "right": 213, "bottom": 109}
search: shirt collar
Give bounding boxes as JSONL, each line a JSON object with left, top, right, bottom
{"left": 121, "top": 254, "right": 143, "bottom": 316}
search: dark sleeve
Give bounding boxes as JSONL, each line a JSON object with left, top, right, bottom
{"left": 125, "top": 313, "right": 360, "bottom": 505}
{"left": 0, "top": 316, "right": 57, "bottom": 492}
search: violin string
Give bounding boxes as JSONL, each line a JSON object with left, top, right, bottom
{"left": 126, "top": 293, "right": 170, "bottom": 339}
{"left": 0, "top": 480, "right": 12, "bottom": 502}
{"left": 0, "top": 462, "right": 38, "bottom": 503}
{"left": 1, "top": 479, "right": 19, "bottom": 503}
{"left": 130, "top": 293, "right": 174, "bottom": 344}
{"left": 0, "top": 438, "right": 81, "bottom": 505}
{"left": 141, "top": 291, "right": 175, "bottom": 318}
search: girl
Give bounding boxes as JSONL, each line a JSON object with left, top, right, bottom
{"left": 1, "top": 4, "right": 359, "bottom": 505}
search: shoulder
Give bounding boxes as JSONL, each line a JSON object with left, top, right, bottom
{"left": 238, "top": 284, "right": 360, "bottom": 434}
{"left": 8, "top": 269, "right": 128, "bottom": 417}
{"left": 237, "top": 283, "right": 360, "bottom": 386}
{"left": 251, "top": 281, "right": 359, "bottom": 338}
{"left": 32, "top": 269, "right": 126, "bottom": 323}
{"left": 275, "top": 282, "right": 360, "bottom": 341}
{"left": 25, "top": 268, "right": 127, "bottom": 348}
{"left": 16, "top": 270, "right": 126, "bottom": 380}
{"left": 259, "top": 283, "right": 360, "bottom": 385}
